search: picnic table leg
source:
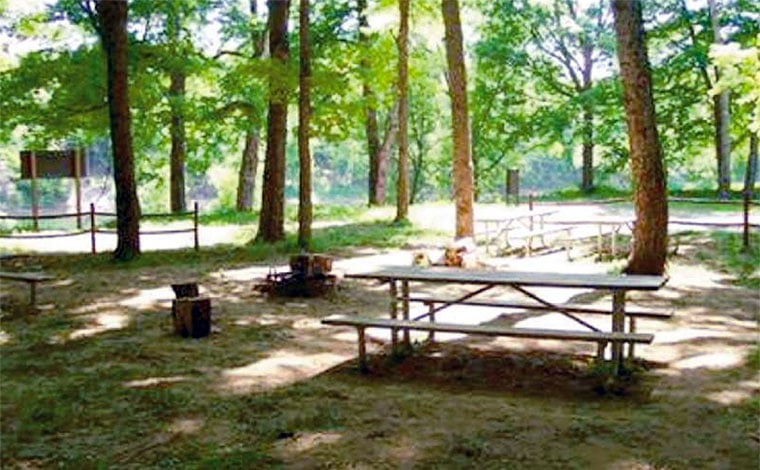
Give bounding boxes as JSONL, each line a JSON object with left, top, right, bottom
{"left": 597, "top": 225, "right": 603, "bottom": 261}
{"left": 30, "top": 281, "right": 37, "bottom": 306}
{"left": 401, "top": 280, "right": 410, "bottom": 348}
{"left": 357, "top": 327, "right": 368, "bottom": 373}
{"left": 611, "top": 290, "right": 626, "bottom": 373}
{"left": 628, "top": 316, "right": 637, "bottom": 359}
{"left": 389, "top": 280, "right": 398, "bottom": 349}
{"left": 427, "top": 302, "right": 436, "bottom": 341}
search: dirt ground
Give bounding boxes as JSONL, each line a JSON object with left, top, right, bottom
{"left": 0, "top": 230, "right": 758, "bottom": 468}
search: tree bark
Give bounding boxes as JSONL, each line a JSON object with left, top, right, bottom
{"left": 375, "top": 102, "right": 399, "bottom": 204}
{"left": 442, "top": 0, "right": 474, "bottom": 238}
{"left": 745, "top": 133, "right": 758, "bottom": 196}
{"left": 580, "top": 24, "right": 595, "bottom": 193}
{"left": 236, "top": 0, "right": 265, "bottom": 211}
{"left": 395, "top": 0, "right": 410, "bottom": 223}
{"left": 256, "top": 0, "right": 290, "bottom": 243}
{"left": 169, "top": 69, "right": 187, "bottom": 213}
{"left": 236, "top": 130, "right": 260, "bottom": 211}
{"left": 612, "top": 0, "right": 668, "bottom": 275}
{"left": 708, "top": 0, "right": 731, "bottom": 198}
{"left": 96, "top": 0, "right": 140, "bottom": 260}
{"left": 358, "top": 0, "right": 383, "bottom": 206}
{"left": 298, "top": 0, "right": 312, "bottom": 250}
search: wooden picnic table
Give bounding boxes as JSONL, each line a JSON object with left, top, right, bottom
{"left": 327, "top": 266, "right": 667, "bottom": 373}
{"left": 475, "top": 208, "right": 562, "bottom": 255}
{"left": 0, "top": 271, "right": 56, "bottom": 306}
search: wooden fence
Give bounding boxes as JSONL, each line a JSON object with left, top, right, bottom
{"left": 0, "top": 202, "right": 200, "bottom": 253}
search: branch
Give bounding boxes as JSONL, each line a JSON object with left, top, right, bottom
{"left": 679, "top": 0, "right": 713, "bottom": 89}
{"left": 79, "top": 0, "right": 100, "bottom": 35}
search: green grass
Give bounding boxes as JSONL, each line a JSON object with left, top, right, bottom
{"left": 694, "top": 232, "right": 760, "bottom": 288}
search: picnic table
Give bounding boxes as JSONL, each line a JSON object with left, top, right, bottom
{"left": 323, "top": 266, "right": 668, "bottom": 374}
{"left": 0, "top": 271, "right": 56, "bottom": 306}
{"left": 475, "top": 208, "right": 572, "bottom": 256}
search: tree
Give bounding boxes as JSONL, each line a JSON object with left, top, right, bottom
{"left": 256, "top": 0, "right": 290, "bottom": 243}
{"left": 395, "top": 0, "right": 410, "bottom": 223}
{"left": 298, "top": 0, "right": 312, "bottom": 249}
{"left": 167, "top": 4, "right": 187, "bottom": 213}
{"left": 94, "top": 0, "right": 141, "bottom": 260}
{"left": 612, "top": 0, "right": 668, "bottom": 275}
{"left": 442, "top": 0, "right": 474, "bottom": 238}
{"left": 236, "top": 0, "right": 267, "bottom": 212}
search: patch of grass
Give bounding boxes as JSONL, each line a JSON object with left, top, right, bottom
{"left": 696, "top": 232, "right": 760, "bottom": 288}
{"left": 537, "top": 185, "right": 630, "bottom": 201}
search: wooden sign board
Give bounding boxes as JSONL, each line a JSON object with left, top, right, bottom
{"left": 20, "top": 150, "right": 88, "bottom": 179}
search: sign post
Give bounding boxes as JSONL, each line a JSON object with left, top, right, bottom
{"left": 30, "top": 152, "right": 39, "bottom": 231}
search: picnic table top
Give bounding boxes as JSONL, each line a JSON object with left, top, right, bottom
{"left": 475, "top": 208, "right": 558, "bottom": 223}
{"left": 345, "top": 266, "right": 667, "bottom": 291}
{"left": 0, "top": 271, "right": 55, "bottom": 282}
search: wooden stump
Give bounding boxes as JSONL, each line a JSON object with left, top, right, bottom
{"left": 289, "top": 254, "right": 333, "bottom": 276}
{"left": 172, "top": 297, "right": 211, "bottom": 338}
{"left": 171, "top": 283, "right": 199, "bottom": 299}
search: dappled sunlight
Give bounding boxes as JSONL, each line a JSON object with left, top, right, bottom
{"left": 217, "top": 349, "right": 351, "bottom": 394}
{"left": 68, "top": 311, "right": 130, "bottom": 340}
{"left": 0, "top": 329, "right": 10, "bottom": 345}
{"left": 275, "top": 431, "right": 343, "bottom": 456}
{"left": 119, "top": 286, "right": 176, "bottom": 310}
{"left": 672, "top": 350, "right": 745, "bottom": 370}
{"left": 123, "top": 376, "right": 189, "bottom": 389}
{"left": 654, "top": 328, "right": 734, "bottom": 344}
{"left": 168, "top": 417, "right": 203, "bottom": 436}
{"left": 514, "top": 312, "right": 608, "bottom": 331}
{"left": 667, "top": 264, "right": 732, "bottom": 290}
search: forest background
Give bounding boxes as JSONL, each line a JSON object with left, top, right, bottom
{"left": 0, "top": 0, "right": 757, "bottom": 217}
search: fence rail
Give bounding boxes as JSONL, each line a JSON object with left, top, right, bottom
{"left": 0, "top": 202, "right": 200, "bottom": 253}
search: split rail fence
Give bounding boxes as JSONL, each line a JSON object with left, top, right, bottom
{"left": 0, "top": 202, "right": 200, "bottom": 254}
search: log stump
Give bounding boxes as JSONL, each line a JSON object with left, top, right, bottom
{"left": 172, "top": 296, "right": 211, "bottom": 339}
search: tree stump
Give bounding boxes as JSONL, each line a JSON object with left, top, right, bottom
{"left": 171, "top": 283, "right": 199, "bottom": 299}
{"left": 172, "top": 297, "right": 211, "bottom": 338}
{"left": 289, "top": 254, "right": 333, "bottom": 276}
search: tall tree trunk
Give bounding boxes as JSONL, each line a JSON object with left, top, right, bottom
{"left": 298, "top": 0, "right": 312, "bottom": 250}
{"left": 236, "top": 130, "right": 259, "bottom": 210}
{"left": 358, "top": 0, "right": 382, "bottom": 206}
{"left": 395, "top": 0, "right": 410, "bottom": 223}
{"left": 169, "top": 69, "right": 187, "bottom": 213}
{"left": 745, "top": 133, "right": 758, "bottom": 196}
{"left": 375, "top": 102, "right": 399, "bottom": 204}
{"left": 442, "top": 0, "right": 474, "bottom": 238}
{"left": 709, "top": 0, "right": 731, "bottom": 198}
{"left": 581, "top": 103, "right": 594, "bottom": 193}
{"left": 612, "top": 0, "right": 668, "bottom": 275}
{"left": 236, "top": 0, "right": 265, "bottom": 211}
{"left": 96, "top": 0, "right": 140, "bottom": 260}
{"left": 256, "top": 0, "right": 290, "bottom": 243}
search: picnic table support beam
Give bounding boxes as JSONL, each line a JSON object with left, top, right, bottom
{"left": 427, "top": 302, "right": 436, "bottom": 341}
{"left": 357, "top": 327, "right": 368, "bottom": 373}
{"left": 401, "top": 280, "right": 410, "bottom": 348}
{"left": 628, "top": 316, "right": 637, "bottom": 358}
{"left": 389, "top": 280, "right": 398, "bottom": 349}
{"left": 611, "top": 290, "right": 626, "bottom": 371}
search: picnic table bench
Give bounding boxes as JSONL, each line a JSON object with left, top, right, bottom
{"left": 323, "top": 266, "right": 668, "bottom": 374}
{"left": 0, "top": 271, "right": 56, "bottom": 306}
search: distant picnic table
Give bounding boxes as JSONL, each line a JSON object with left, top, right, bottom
{"left": 475, "top": 208, "right": 573, "bottom": 256}
{"left": 324, "top": 266, "right": 669, "bottom": 375}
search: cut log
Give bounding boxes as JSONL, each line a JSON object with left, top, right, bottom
{"left": 171, "top": 283, "right": 199, "bottom": 299}
{"left": 289, "top": 254, "right": 333, "bottom": 276}
{"left": 172, "top": 296, "right": 211, "bottom": 338}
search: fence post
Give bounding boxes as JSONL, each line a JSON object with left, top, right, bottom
{"left": 194, "top": 201, "right": 199, "bottom": 252}
{"left": 528, "top": 193, "right": 534, "bottom": 211}
{"left": 90, "top": 203, "right": 96, "bottom": 255}
{"left": 743, "top": 191, "right": 751, "bottom": 251}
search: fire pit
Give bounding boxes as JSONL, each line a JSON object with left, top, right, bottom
{"left": 259, "top": 254, "right": 340, "bottom": 297}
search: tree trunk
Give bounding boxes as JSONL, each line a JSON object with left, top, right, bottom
{"left": 612, "top": 0, "right": 668, "bottom": 275}
{"left": 169, "top": 69, "right": 187, "bottom": 213}
{"left": 709, "top": 0, "right": 731, "bottom": 198}
{"left": 745, "top": 133, "right": 758, "bottom": 196}
{"left": 375, "top": 103, "right": 399, "bottom": 204}
{"left": 236, "top": 0, "right": 265, "bottom": 212}
{"left": 358, "top": 0, "right": 382, "bottom": 206}
{"left": 236, "top": 130, "right": 259, "bottom": 211}
{"left": 580, "top": 39, "right": 595, "bottom": 193}
{"left": 96, "top": 0, "right": 140, "bottom": 260}
{"left": 256, "top": 0, "right": 290, "bottom": 243}
{"left": 395, "top": 0, "right": 410, "bottom": 223}
{"left": 298, "top": 0, "right": 312, "bottom": 250}
{"left": 442, "top": 0, "right": 474, "bottom": 238}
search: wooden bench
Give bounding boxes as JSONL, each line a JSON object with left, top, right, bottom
{"left": 502, "top": 225, "right": 575, "bottom": 256}
{"left": 0, "top": 271, "right": 56, "bottom": 306}
{"left": 407, "top": 297, "right": 673, "bottom": 320}
{"left": 322, "top": 315, "right": 653, "bottom": 372}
